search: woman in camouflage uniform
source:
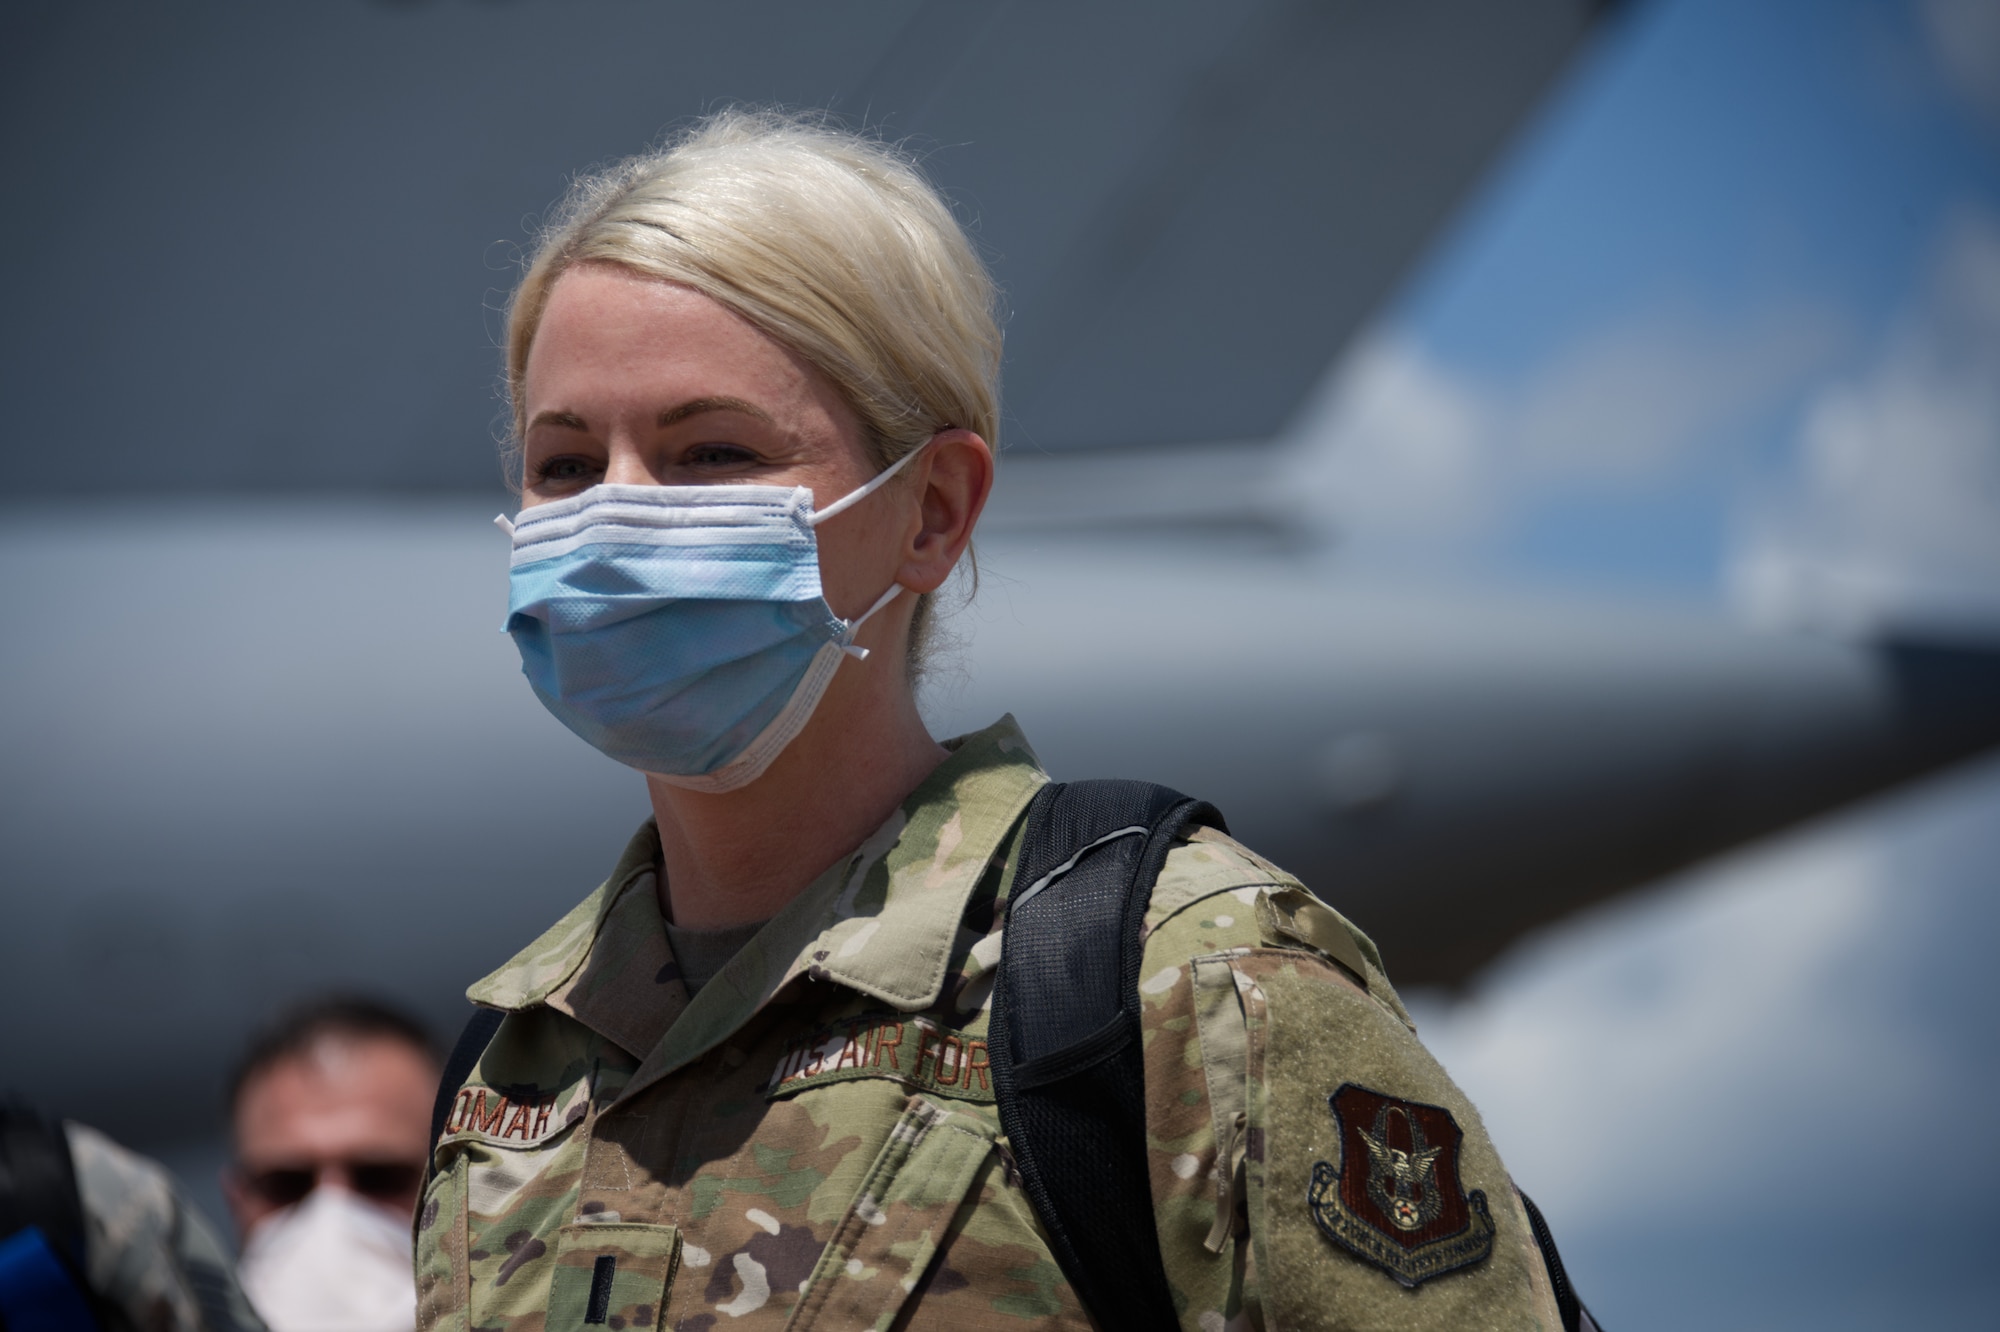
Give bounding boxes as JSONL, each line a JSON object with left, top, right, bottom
{"left": 418, "top": 110, "right": 1567, "bottom": 1331}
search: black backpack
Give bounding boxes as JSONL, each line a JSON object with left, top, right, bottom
{"left": 432, "top": 780, "right": 1598, "bottom": 1332}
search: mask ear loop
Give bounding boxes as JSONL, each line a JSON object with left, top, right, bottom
{"left": 807, "top": 435, "right": 940, "bottom": 661}
{"left": 840, "top": 583, "right": 908, "bottom": 661}
{"left": 805, "top": 434, "right": 936, "bottom": 528}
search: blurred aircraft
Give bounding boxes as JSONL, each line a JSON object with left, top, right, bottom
{"left": 3, "top": 0, "right": 1998, "bottom": 1171}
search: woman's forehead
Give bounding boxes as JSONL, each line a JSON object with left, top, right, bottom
{"left": 526, "top": 266, "right": 841, "bottom": 422}
{"left": 532, "top": 268, "right": 770, "bottom": 374}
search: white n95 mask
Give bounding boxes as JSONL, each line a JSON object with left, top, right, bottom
{"left": 501, "top": 444, "right": 925, "bottom": 792}
{"left": 236, "top": 1187, "right": 416, "bottom": 1332}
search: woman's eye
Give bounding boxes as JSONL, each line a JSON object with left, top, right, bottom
{"left": 532, "top": 455, "right": 599, "bottom": 485}
{"left": 684, "top": 443, "right": 760, "bottom": 469}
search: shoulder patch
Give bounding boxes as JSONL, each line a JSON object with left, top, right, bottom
{"left": 762, "top": 1013, "right": 994, "bottom": 1103}
{"left": 1307, "top": 1083, "right": 1495, "bottom": 1288}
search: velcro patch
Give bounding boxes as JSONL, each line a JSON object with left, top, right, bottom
{"left": 1308, "top": 1083, "right": 1494, "bottom": 1287}
{"left": 1256, "top": 887, "right": 1369, "bottom": 989}
{"left": 763, "top": 1013, "right": 994, "bottom": 1103}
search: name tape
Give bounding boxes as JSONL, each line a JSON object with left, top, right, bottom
{"left": 442, "top": 1086, "right": 571, "bottom": 1148}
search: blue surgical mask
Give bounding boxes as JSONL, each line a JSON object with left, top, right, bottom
{"left": 499, "top": 444, "right": 926, "bottom": 792}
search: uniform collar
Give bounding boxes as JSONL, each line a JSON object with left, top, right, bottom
{"left": 464, "top": 821, "right": 657, "bottom": 1014}
{"left": 465, "top": 716, "right": 1047, "bottom": 1077}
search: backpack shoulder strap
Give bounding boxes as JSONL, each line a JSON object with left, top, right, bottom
{"left": 1518, "top": 1189, "right": 1602, "bottom": 1332}
{"left": 989, "top": 779, "right": 1226, "bottom": 1332}
{"left": 425, "top": 1007, "right": 506, "bottom": 1189}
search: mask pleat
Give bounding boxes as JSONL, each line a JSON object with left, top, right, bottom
{"left": 503, "top": 481, "right": 889, "bottom": 786}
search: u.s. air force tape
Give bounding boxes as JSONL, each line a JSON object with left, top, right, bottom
{"left": 762, "top": 1012, "right": 994, "bottom": 1103}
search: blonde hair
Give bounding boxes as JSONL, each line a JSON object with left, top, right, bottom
{"left": 505, "top": 110, "right": 1001, "bottom": 674}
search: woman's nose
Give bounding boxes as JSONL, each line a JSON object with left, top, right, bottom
{"left": 602, "top": 444, "right": 660, "bottom": 487}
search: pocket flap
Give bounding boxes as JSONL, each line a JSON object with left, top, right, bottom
{"left": 547, "top": 1223, "right": 681, "bottom": 1331}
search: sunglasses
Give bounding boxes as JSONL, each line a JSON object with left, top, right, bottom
{"left": 242, "top": 1160, "right": 425, "bottom": 1208}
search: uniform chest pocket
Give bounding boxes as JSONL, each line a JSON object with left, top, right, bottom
{"left": 784, "top": 1096, "right": 997, "bottom": 1330}
{"left": 548, "top": 1223, "right": 681, "bottom": 1332}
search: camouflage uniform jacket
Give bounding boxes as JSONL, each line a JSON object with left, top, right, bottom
{"left": 65, "top": 1123, "right": 267, "bottom": 1332}
{"left": 416, "top": 717, "right": 1563, "bottom": 1331}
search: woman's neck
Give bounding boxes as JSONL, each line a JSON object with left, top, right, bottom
{"left": 646, "top": 665, "right": 948, "bottom": 931}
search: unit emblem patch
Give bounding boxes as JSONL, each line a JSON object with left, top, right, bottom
{"left": 1307, "top": 1083, "right": 1494, "bottom": 1287}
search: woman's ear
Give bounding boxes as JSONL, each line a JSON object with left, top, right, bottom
{"left": 899, "top": 429, "right": 993, "bottom": 594}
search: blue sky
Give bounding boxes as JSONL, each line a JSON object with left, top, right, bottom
{"left": 1282, "top": 0, "right": 2000, "bottom": 625}
{"left": 1280, "top": 1, "right": 2000, "bottom": 1325}
{"left": 1417, "top": 0, "right": 1994, "bottom": 372}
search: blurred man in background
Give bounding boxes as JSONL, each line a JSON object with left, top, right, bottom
{"left": 224, "top": 998, "right": 439, "bottom": 1332}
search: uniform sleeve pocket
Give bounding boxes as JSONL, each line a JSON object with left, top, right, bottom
{"left": 1246, "top": 958, "right": 1559, "bottom": 1330}
{"left": 545, "top": 1223, "right": 681, "bottom": 1332}
{"left": 786, "top": 1096, "right": 995, "bottom": 1331}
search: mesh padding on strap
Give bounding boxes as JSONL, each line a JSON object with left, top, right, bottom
{"left": 991, "top": 780, "right": 1225, "bottom": 1332}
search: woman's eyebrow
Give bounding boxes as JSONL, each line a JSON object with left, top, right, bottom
{"left": 526, "top": 409, "right": 589, "bottom": 432}
{"left": 659, "top": 395, "right": 775, "bottom": 428}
